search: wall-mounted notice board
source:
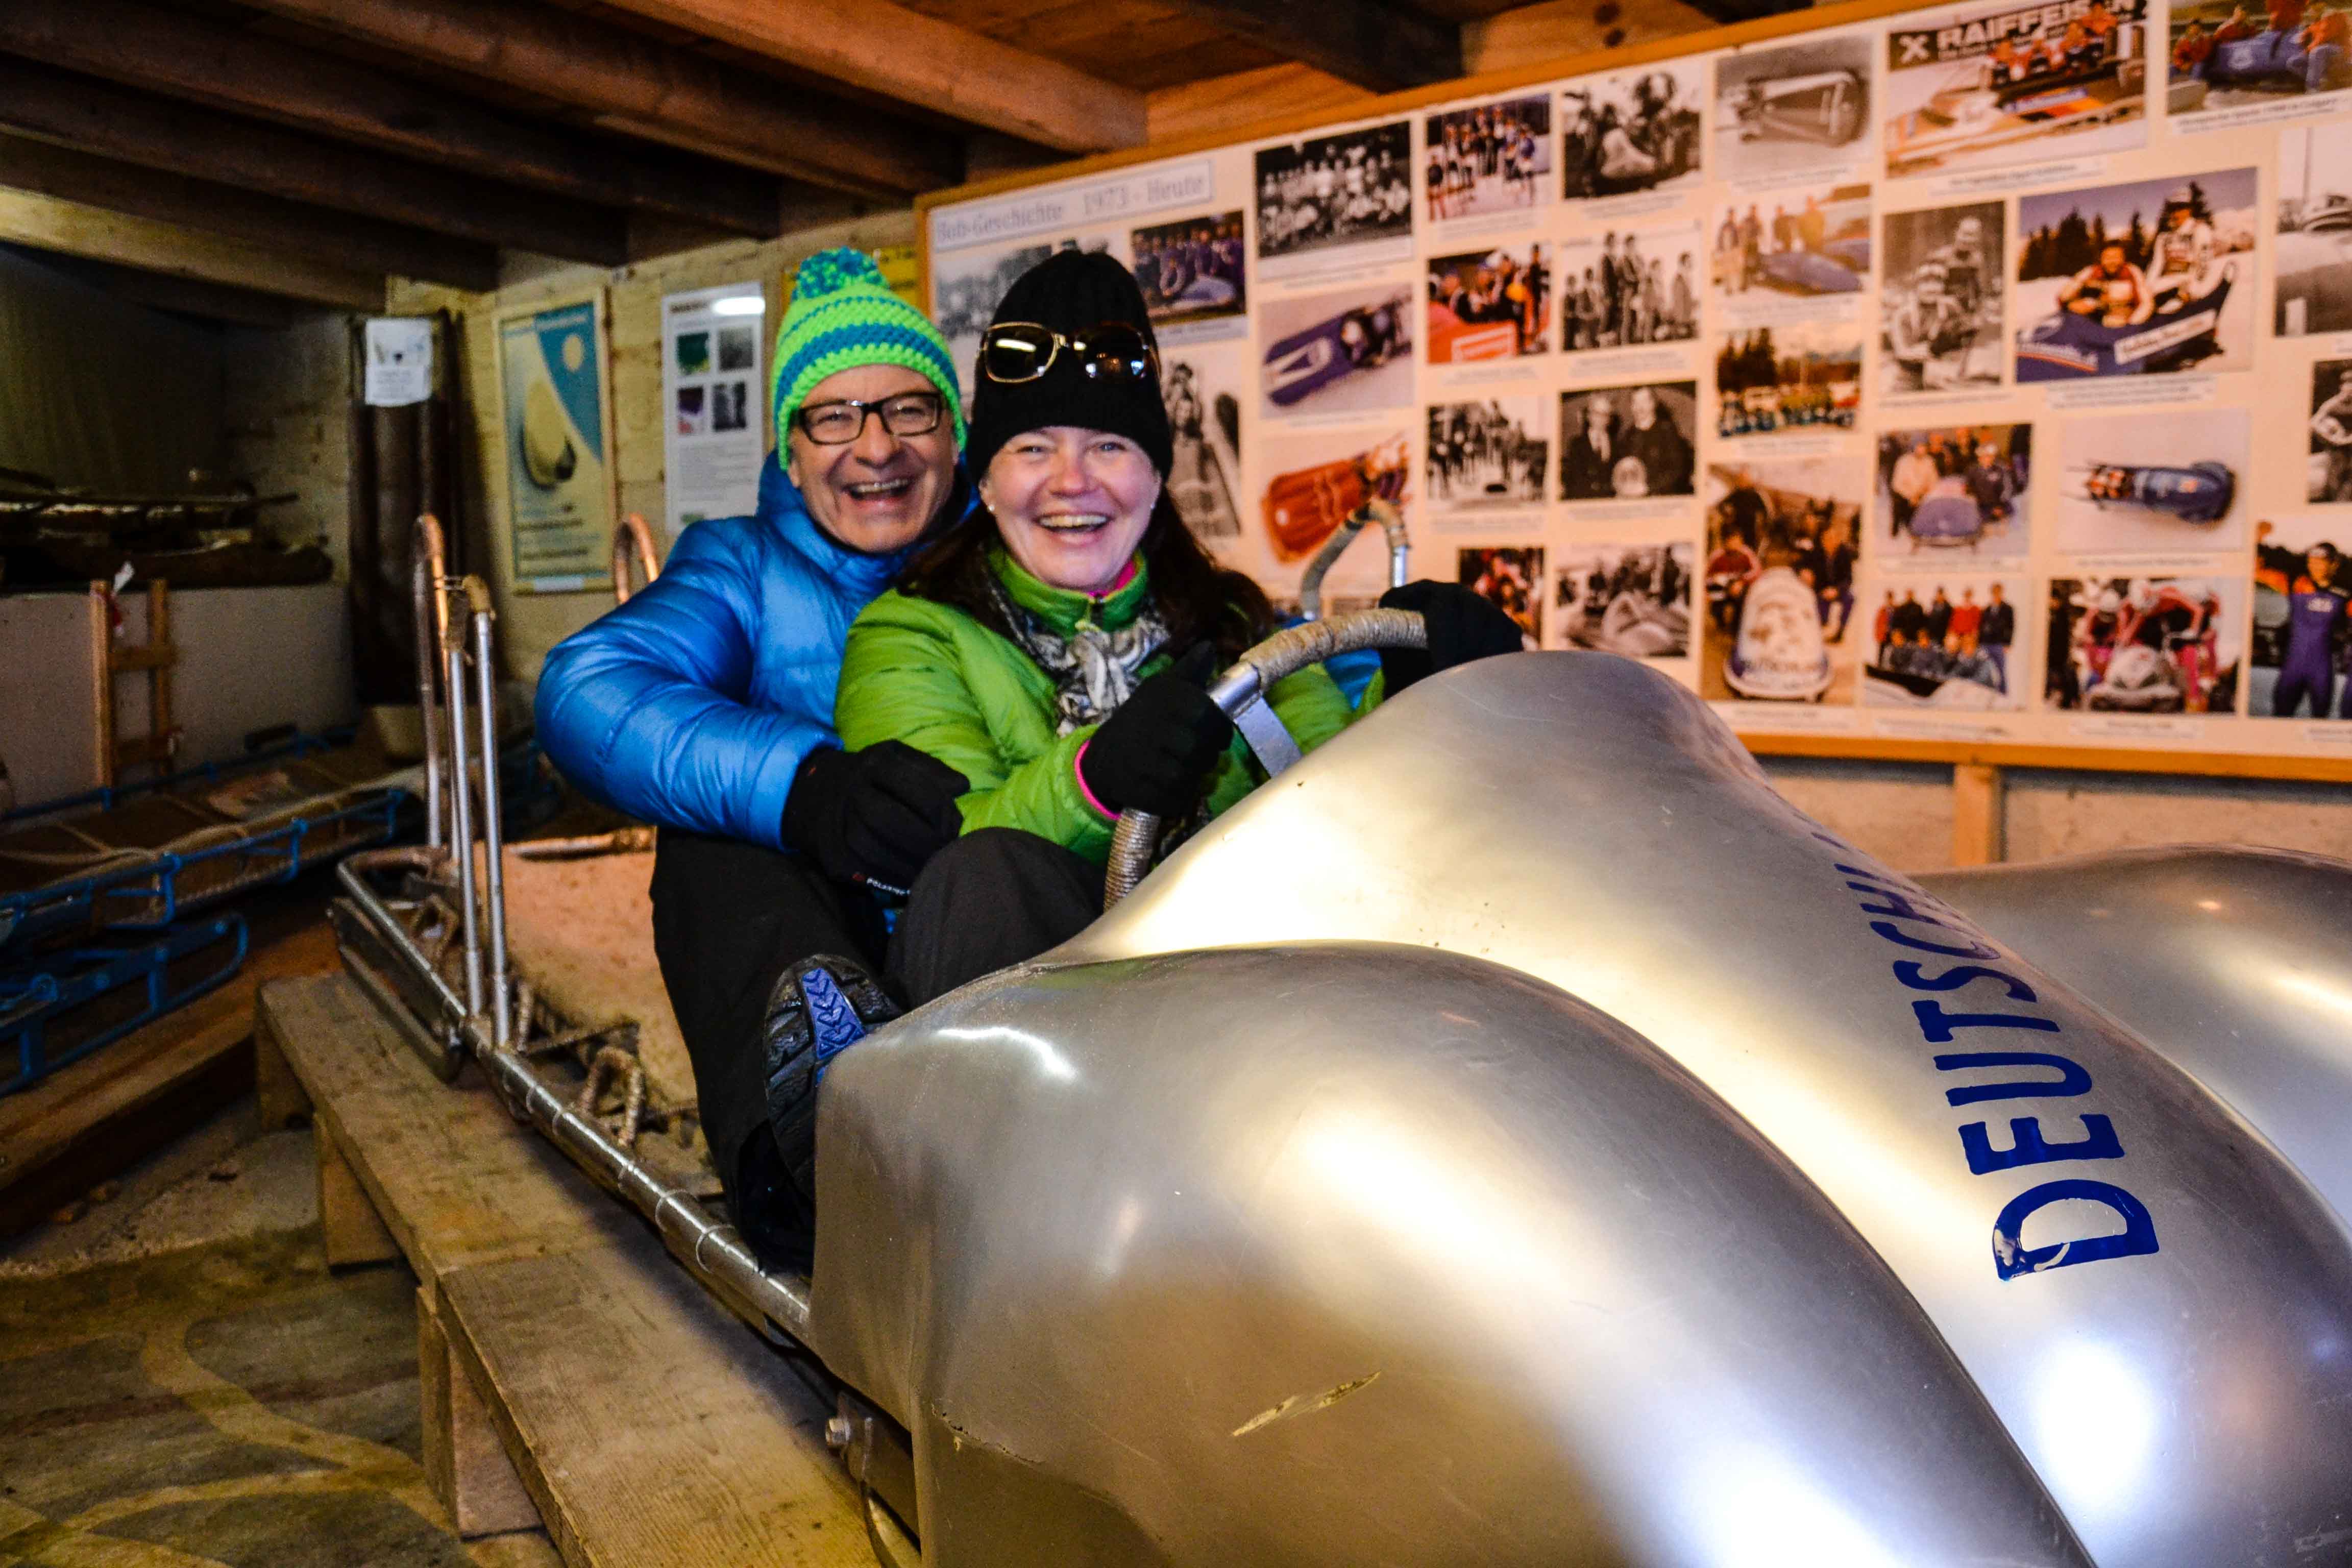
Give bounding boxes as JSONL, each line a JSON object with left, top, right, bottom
{"left": 920, "top": 0, "right": 2352, "bottom": 780}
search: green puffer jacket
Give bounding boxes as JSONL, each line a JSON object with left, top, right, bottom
{"left": 837, "top": 550, "right": 1360, "bottom": 866}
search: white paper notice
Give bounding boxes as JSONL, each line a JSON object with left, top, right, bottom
{"left": 363, "top": 316, "right": 433, "bottom": 407}
{"left": 661, "top": 282, "right": 768, "bottom": 543}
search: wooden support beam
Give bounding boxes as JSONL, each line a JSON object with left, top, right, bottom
{"left": 231, "top": 0, "right": 962, "bottom": 199}
{"left": 420, "top": 1289, "right": 545, "bottom": 1539}
{"left": 318, "top": 1118, "right": 403, "bottom": 1268}
{"left": 3, "top": 246, "right": 322, "bottom": 327}
{"left": 0, "top": 60, "right": 628, "bottom": 265}
{"left": 1952, "top": 763, "right": 2006, "bottom": 868}
{"left": 0, "top": 136, "right": 495, "bottom": 291}
{"left": 1159, "top": 0, "right": 1463, "bottom": 90}
{"left": 587, "top": 0, "right": 1147, "bottom": 153}
{"left": 0, "top": 0, "right": 786, "bottom": 239}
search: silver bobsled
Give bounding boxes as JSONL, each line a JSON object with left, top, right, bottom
{"left": 811, "top": 648, "right": 2352, "bottom": 1565}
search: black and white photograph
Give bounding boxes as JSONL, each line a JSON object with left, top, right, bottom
{"left": 1863, "top": 573, "right": 2026, "bottom": 709}
{"left": 2282, "top": 126, "right": 2352, "bottom": 337}
{"left": 1880, "top": 201, "right": 2003, "bottom": 394}
{"left": 1882, "top": 0, "right": 2149, "bottom": 179}
{"left": 1163, "top": 349, "right": 1245, "bottom": 547}
{"left": 2251, "top": 515, "right": 2352, "bottom": 718}
{"left": 717, "top": 324, "right": 757, "bottom": 372}
{"left": 2014, "top": 170, "right": 2257, "bottom": 383}
{"left": 709, "top": 379, "right": 748, "bottom": 433}
{"left": 2061, "top": 406, "right": 2248, "bottom": 553}
{"left": 2045, "top": 576, "right": 2242, "bottom": 713}
{"left": 1559, "top": 381, "right": 1699, "bottom": 500}
{"left": 934, "top": 241, "right": 1054, "bottom": 393}
{"left": 1459, "top": 546, "right": 1546, "bottom": 640}
{"left": 2169, "top": 0, "right": 2352, "bottom": 121}
{"left": 1713, "top": 34, "right": 1874, "bottom": 180}
{"left": 1702, "top": 457, "right": 1867, "bottom": 702}
{"left": 1876, "top": 423, "right": 2032, "bottom": 559}
{"left": 1133, "top": 212, "right": 1246, "bottom": 332}
{"left": 1712, "top": 182, "right": 1872, "bottom": 303}
{"left": 1551, "top": 543, "right": 1695, "bottom": 658}
{"left": 1425, "top": 95, "right": 1552, "bottom": 222}
{"left": 1426, "top": 397, "right": 1549, "bottom": 511}
{"left": 1254, "top": 122, "right": 1414, "bottom": 266}
{"left": 1259, "top": 281, "right": 1413, "bottom": 419}
{"left": 2315, "top": 359, "right": 2352, "bottom": 502}
{"left": 1426, "top": 243, "right": 1551, "bottom": 363}
{"left": 1560, "top": 63, "right": 1705, "bottom": 201}
{"left": 1558, "top": 225, "right": 1701, "bottom": 350}
{"left": 1713, "top": 321, "right": 1863, "bottom": 437}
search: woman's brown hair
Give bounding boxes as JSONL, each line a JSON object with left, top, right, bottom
{"left": 897, "top": 492, "right": 1277, "bottom": 663}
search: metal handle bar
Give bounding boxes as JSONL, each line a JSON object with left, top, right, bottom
{"left": 1298, "top": 498, "right": 1409, "bottom": 622}
{"left": 1102, "top": 607, "right": 1425, "bottom": 906}
{"left": 611, "top": 513, "right": 659, "bottom": 604}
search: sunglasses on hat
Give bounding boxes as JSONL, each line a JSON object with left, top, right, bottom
{"left": 979, "top": 321, "right": 1160, "bottom": 386}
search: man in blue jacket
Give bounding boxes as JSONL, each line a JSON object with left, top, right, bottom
{"left": 535, "top": 249, "right": 971, "bottom": 1266}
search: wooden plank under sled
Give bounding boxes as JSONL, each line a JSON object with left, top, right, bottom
{"left": 255, "top": 973, "right": 868, "bottom": 1563}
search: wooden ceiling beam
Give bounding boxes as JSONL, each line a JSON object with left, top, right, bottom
{"left": 1157, "top": 0, "right": 1463, "bottom": 90}
{"left": 0, "top": 0, "right": 786, "bottom": 238}
{"left": 0, "top": 244, "right": 329, "bottom": 328}
{"left": 0, "top": 186, "right": 381, "bottom": 310}
{"left": 0, "top": 59, "right": 629, "bottom": 265}
{"left": 230, "top": 0, "right": 962, "bottom": 199}
{"left": 0, "top": 132, "right": 498, "bottom": 290}
{"left": 585, "top": 0, "right": 1147, "bottom": 153}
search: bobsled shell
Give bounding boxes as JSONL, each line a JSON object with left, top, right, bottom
{"left": 1063, "top": 652, "right": 2352, "bottom": 1562}
{"left": 1725, "top": 565, "right": 1832, "bottom": 698}
{"left": 811, "top": 944, "right": 2088, "bottom": 1563}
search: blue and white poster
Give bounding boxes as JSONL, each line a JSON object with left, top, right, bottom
{"left": 499, "top": 295, "right": 613, "bottom": 594}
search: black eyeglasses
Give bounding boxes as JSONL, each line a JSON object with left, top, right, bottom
{"left": 979, "top": 322, "right": 1161, "bottom": 386}
{"left": 796, "top": 391, "right": 946, "bottom": 445}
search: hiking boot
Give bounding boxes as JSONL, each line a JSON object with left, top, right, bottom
{"left": 760, "top": 954, "right": 900, "bottom": 1211}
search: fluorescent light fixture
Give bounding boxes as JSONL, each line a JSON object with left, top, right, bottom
{"left": 712, "top": 296, "right": 766, "bottom": 316}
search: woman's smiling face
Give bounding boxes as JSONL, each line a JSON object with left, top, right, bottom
{"left": 978, "top": 426, "right": 1161, "bottom": 595}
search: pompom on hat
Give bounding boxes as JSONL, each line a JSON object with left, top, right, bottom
{"left": 965, "top": 249, "right": 1172, "bottom": 482}
{"left": 771, "top": 247, "right": 965, "bottom": 452}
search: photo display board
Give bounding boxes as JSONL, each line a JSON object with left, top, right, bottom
{"left": 923, "top": 0, "right": 2352, "bottom": 772}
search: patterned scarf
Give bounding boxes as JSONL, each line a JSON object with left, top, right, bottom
{"left": 988, "top": 577, "right": 1172, "bottom": 736}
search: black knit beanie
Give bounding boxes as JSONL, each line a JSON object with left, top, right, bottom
{"left": 966, "top": 249, "right": 1173, "bottom": 481}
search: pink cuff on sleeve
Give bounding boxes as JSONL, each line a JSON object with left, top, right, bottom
{"left": 1073, "top": 738, "right": 1118, "bottom": 821}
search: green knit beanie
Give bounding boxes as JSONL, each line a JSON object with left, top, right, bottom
{"left": 771, "top": 248, "right": 965, "bottom": 453}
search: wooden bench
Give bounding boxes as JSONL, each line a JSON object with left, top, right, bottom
{"left": 255, "top": 971, "right": 871, "bottom": 1566}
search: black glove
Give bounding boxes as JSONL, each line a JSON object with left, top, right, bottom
{"left": 1376, "top": 580, "right": 1525, "bottom": 694}
{"left": 780, "top": 741, "right": 968, "bottom": 888}
{"left": 1077, "top": 643, "right": 1234, "bottom": 817}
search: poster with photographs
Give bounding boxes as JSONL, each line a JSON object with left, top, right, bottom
{"left": 1713, "top": 321, "right": 1864, "bottom": 438}
{"left": 1426, "top": 243, "right": 1552, "bottom": 363}
{"left": 1559, "top": 224, "right": 1702, "bottom": 352}
{"left": 1713, "top": 33, "right": 1876, "bottom": 180}
{"left": 1702, "top": 457, "right": 1866, "bottom": 703}
{"left": 1876, "top": 423, "right": 2033, "bottom": 560}
{"left": 2313, "top": 359, "right": 2352, "bottom": 502}
{"left": 2014, "top": 168, "right": 2257, "bottom": 381}
{"left": 1712, "top": 182, "right": 1873, "bottom": 306}
{"left": 1260, "top": 427, "right": 1410, "bottom": 578}
{"left": 1561, "top": 63, "right": 1705, "bottom": 204}
{"left": 1425, "top": 95, "right": 1552, "bottom": 224}
{"left": 2251, "top": 517, "right": 2352, "bottom": 719}
{"left": 2281, "top": 127, "right": 2352, "bottom": 336}
{"left": 1863, "top": 573, "right": 2028, "bottom": 709}
{"left": 2060, "top": 406, "right": 2249, "bottom": 553}
{"left": 1459, "top": 546, "right": 1546, "bottom": 640}
{"left": 2045, "top": 575, "right": 2243, "bottom": 714}
{"left": 1133, "top": 212, "right": 1246, "bottom": 339}
{"left": 1882, "top": 0, "right": 2149, "bottom": 178}
{"left": 1163, "top": 346, "right": 1246, "bottom": 551}
{"left": 1254, "top": 123, "right": 1414, "bottom": 275}
{"left": 1427, "top": 397, "right": 1549, "bottom": 513}
{"left": 1260, "top": 281, "right": 1414, "bottom": 418}
{"left": 1552, "top": 543, "right": 1696, "bottom": 658}
{"left": 1560, "top": 381, "right": 1699, "bottom": 500}
{"left": 2169, "top": 0, "right": 2352, "bottom": 126}
{"left": 1881, "top": 201, "right": 2004, "bottom": 395}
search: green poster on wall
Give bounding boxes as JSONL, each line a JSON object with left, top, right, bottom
{"left": 497, "top": 294, "right": 614, "bottom": 594}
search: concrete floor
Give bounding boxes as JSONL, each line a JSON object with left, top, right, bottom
{"left": 0, "top": 1096, "right": 560, "bottom": 1568}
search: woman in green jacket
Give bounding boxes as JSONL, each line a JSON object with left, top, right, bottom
{"left": 821, "top": 250, "right": 1518, "bottom": 1014}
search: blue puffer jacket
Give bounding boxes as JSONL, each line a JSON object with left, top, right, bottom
{"left": 535, "top": 457, "right": 941, "bottom": 846}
